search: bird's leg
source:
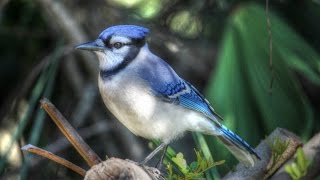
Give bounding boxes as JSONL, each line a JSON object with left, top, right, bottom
{"left": 155, "top": 144, "right": 168, "bottom": 170}
{"left": 141, "top": 142, "right": 167, "bottom": 165}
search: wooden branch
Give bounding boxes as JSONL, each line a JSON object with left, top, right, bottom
{"left": 84, "top": 158, "right": 164, "bottom": 180}
{"left": 21, "top": 144, "right": 86, "bottom": 176}
{"left": 223, "top": 128, "right": 302, "bottom": 180}
{"left": 40, "top": 98, "right": 102, "bottom": 167}
{"left": 271, "top": 131, "right": 320, "bottom": 180}
{"left": 29, "top": 121, "right": 110, "bottom": 168}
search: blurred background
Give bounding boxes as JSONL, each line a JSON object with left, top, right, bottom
{"left": 0, "top": 0, "right": 320, "bottom": 179}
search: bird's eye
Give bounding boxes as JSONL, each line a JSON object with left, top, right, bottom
{"left": 113, "top": 42, "right": 123, "bottom": 49}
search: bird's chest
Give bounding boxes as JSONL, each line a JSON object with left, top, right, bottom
{"left": 98, "top": 75, "right": 157, "bottom": 135}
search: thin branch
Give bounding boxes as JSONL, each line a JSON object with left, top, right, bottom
{"left": 40, "top": 98, "right": 102, "bottom": 167}
{"left": 30, "top": 120, "right": 110, "bottom": 167}
{"left": 21, "top": 144, "right": 86, "bottom": 176}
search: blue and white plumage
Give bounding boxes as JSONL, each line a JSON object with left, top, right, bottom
{"left": 76, "top": 25, "right": 260, "bottom": 167}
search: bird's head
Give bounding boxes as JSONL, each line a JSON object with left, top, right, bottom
{"left": 76, "top": 25, "right": 149, "bottom": 71}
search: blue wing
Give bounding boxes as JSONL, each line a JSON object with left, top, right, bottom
{"left": 137, "top": 56, "right": 222, "bottom": 122}
{"left": 153, "top": 79, "right": 223, "bottom": 122}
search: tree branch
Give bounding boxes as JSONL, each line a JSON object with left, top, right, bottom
{"left": 84, "top": 158, "right": 164, "bottom": 180}
{"left": 223, "top": 128, "right": 302, "bottom": 180}
{"left": 40, "top": 98, "right": 102, "bottom": 166}
{"left": 271, "top": 131, "right": 320, "bottom": 180}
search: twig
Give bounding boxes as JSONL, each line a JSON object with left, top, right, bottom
{"left": 40, "top": 98, "right": 102, "bottom": 166}
{"left": 21, "top": 144, "right": 86, "bottom": 176}
{"left": 29, "top": 120, "right": 110, "bottom": 167}
{"left": 20, "top": 46, "right": 62, "bottom": 179}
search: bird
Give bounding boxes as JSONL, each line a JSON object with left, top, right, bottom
{"left": 76, "top": 25, "right": 260, "bottom": 167}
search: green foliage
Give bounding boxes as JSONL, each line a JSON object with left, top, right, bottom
{"left": 203, "top": 3, "right": 320, "bottom": 170}
{"left": 153, "top": 136, "right": 221, "bottom": 179}
{"left": 285, "top": 147, "right": 310, "bottom": 180}
{"left": 192, "top": 133, "right": 221, "bottom": 179}
{"left": 167, "top": 150, "right": 224, "bottom": 180}
{"left": 267, "top": 137, "right": 290, "bottom": 168}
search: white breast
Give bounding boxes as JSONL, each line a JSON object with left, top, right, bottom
{"left": 99, "top": 72, "right": 179, "bottom": 141}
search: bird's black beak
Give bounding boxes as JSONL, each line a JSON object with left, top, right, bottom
{"left": 75, "top": 40, "right": 105, "bottom": 51}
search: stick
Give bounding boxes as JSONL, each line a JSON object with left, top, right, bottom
{"left": 21, "top": 144, "right": 86, "bottom": 176}
{"left": 40, "top": 98, "right": 102, "bottom": 166}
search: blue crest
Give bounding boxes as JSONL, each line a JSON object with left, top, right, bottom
{"left": 98, "top": 25, "right": 150, "bottom": 40}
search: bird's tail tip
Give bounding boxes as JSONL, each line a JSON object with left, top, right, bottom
{"left": 218, "top": 125, "right": 261, "bottom": 167}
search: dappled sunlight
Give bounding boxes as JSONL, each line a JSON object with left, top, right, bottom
{"left": 0, "top": 99, "right": 28, "bottom": 169}
{"left": 107, "top": 0, "right": 163, "bottom": 19}
{"left": 169, "top": 10, "right": 202, "bottom": 38}
{"left": 107, "top": 0, "right": 144, "bottom": 8}
{"left": 137, "top": 0, "right": 162, "bottom": 19}
{"left": 164, "top": 41, "right": 180, "bottom": 53}
{"left": 0, "top": 129, "right": 22, "bottom": 168}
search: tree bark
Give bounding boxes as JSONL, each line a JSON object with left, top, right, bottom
{"left": 84, "top": 158, "right": 164, "bottom": 180}
{"left": 223, "top": 128, "right": 302, "bottom": 180}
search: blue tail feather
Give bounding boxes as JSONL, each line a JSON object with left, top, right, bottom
{"left": 218, "top": 125, "right": 260, "bottom": 166}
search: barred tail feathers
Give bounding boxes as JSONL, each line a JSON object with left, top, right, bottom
{"left": 217, "top": 125, "right": 260, "bottom": 167}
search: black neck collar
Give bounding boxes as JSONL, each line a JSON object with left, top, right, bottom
{"left": 100, "top": 44, "right": 143, "bottom": 80}
{"left": 100, "top": 57, "right": 133, "bottom": 79}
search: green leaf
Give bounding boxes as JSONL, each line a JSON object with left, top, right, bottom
{"left": 172, "top": 153, "right": 189, "bottom": 174}
{"left": 285, "top": 147, "right": 310, "bottom": 180}
{"left": 166, "top": 150, "right": 224, "bottom": 179}
{"left": 296, "top": 148, "right": 308, "bottom": 171}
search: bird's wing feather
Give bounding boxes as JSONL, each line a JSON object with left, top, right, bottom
{"left": 138, "top": 56, "right": 222, "bottom": 122}
{"left": 151, "top": 78, "right": 223, "bottom": 122}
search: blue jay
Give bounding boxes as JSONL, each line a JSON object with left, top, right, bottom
{"left": 76, "top": 25, "right": 260, "bottom": 167}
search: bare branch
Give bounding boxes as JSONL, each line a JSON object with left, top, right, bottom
{"left": 40, "top": 98, "right": 102, "bottom": 166}
{"left": 21, "top": 144, "right": 86, "bottom": 176}
{"left": 29, "top": 120, "right": 110, "bottom": 167}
